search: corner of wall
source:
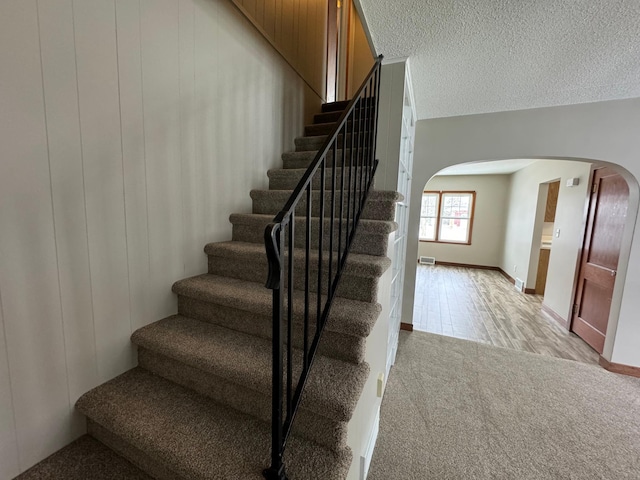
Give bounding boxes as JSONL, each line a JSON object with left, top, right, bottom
{"left": 345, "top": 232, "right": 394, "bottom": 479}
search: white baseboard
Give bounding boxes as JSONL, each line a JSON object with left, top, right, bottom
{"left": 359, "top": 406, "right": 381, "bottom": 480}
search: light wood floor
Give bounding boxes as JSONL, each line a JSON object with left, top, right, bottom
{"left": 412, "top": 265, "right": 599, "bottom": 365}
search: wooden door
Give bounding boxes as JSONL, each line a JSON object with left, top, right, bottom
{"left": 571, "top": 168, "right": 629, "bottom": 353}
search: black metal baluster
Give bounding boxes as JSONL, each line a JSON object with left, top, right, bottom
{"left": 338, "top": 124, "right": 346, "bottom": 273}
{"left": 362, "top": 86, "right": 369, "bottom": 206}
{"left": 351, "top": 98, "right": 360, "bottom": 235}
{"left": 329, "top": 141, "right": 337, "bottom": 293}
{"left": 304, "top": 186, "right": 311, "bottom": 369}
{"left": 317, "top": 158, "right": 325, "bottom": 332}
{"left": 367, "top": 76, "right": 376, "bottom": 185}
{"left": 287, "top": 217, "right": 294, "bottom": 419}
{"left": 363, "top": 82, "right": 371, "bottom": 188}
{"left": 372, "top": 69, "right": 381, "bottom": 168}
{"left": 356, "top": 90, "right": 365, "bottom": 215}
{"left": 363, "top": 87, "right": 369, "bottom": 196}
{"left": 345, "top": 107, "right": 354, "bottom": 250}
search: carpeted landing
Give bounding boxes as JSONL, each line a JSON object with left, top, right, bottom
{"left": 15, "top": 100, "right": 400, "bottom": 479}
{"left": 368, "top": 330, "right": 640, "bottom": 480}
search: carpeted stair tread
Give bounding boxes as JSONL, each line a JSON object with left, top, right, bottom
{"left": 205, "top": 241, "right": 390, "bottom": 303}
{"left": 305, "top": 121, "right": 369, "bottom": 137}
{"left": 314, "top": 110, "right": 343, "bottom": 124}
{"left": 294, "top": 134, "right": 360, "bottom": 152}
{"left": 250, "top": 189, "right": 401, "bottom": 203}
{"left": 76, "top": 368, "right": 351, "bottom": 480}
{"left": 321, "top": 100, "right": 349, "bottom": 112}
{"left": 230, "top": 213, "right": 397, "bottom": 236}
{"left": 172, "top": 274, "right": 381, "bottom": 338}
{"left": 132, "top": 316, "right": 368, "bottom": 422}
{"left": 15, "top": 435, "right": 152, "bottom": 480}
{"left": 305, "top": 122, "right": 337, "bottom": 136}
{"left": 205, "top": 241, "right": 391, "bottom": 278}
{"left": 251, "top": 189, "right": 400, "bottom": 221}
{"left": 229, "top": 213, "right": 396, "bottom": 257}
{"left": 135, "top": 348, "right": 352, "bottom": 451}
{"left": 281, "top": 149, "right": 370, "bottom": 169}
{"left": 295, "top": 135, "right": 328, "bottom": 152}
{"left": 268, "top": 166, "right": 357, "bottom": 189}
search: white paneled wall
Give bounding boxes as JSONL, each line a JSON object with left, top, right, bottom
{"left": 0, "top": 0, "right": 321, "bottom": 476}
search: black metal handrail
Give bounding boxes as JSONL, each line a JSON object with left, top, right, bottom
{"left": 262, "top": 55, "right": 383, "bottom": 480}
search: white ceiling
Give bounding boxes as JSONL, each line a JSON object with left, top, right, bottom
{"left": 435, "top": 159, "right": 537, "bottom": 176}
{"left": 359, "top": 0, "right": 640, "bottom": 119}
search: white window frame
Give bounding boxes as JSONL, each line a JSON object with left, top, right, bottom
{"left": 420, "top": 191, "right": 476, "bottom": 245}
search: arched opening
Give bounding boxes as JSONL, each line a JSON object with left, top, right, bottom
{"left": 407, "top": 157, "right": 639, "bottom": 365}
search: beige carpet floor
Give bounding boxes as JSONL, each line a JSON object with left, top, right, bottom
{"left": 368, "top": 331, "right": 640, "bottom": 480}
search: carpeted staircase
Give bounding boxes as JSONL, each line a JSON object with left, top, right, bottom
{"left": 17, "top": 100, "right": 399, "bottom": 480}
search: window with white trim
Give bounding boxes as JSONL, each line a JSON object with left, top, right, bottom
{"left": 419, "top": 191, "right": 475, "bottom": 244}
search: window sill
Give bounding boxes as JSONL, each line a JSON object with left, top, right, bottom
{"left": 419, "top": 239, "right": 472, "bottom": 246}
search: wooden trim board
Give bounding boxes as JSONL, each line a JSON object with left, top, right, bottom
{"left": 435, "top": 261, "right": 499, "bottom": 270}
{"left": 541, "top": 303, "right": 568, "bottom": 328}
{"left": 498, "top": 268, "right": 537, "bottom": 295}
{"left": 599, "top": 356, "right": 640, "bottom": 378}
{"left": 400, "top": 322, "right": 413, "bottom": 332}
{"left": 498, "top": 267, "right": 514, "bottom": 283}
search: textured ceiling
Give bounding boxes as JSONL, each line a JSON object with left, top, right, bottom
{"left": 359, "top": 0, "right": 640, "bottom": 119}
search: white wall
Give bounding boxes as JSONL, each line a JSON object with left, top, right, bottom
{"left": 0, "top": 0, "right": 320, "bottom": 477}
{"left": 374, "top": 61, "right": 406, "bottom": 191}
{"left": 500, "top": 161, "right": 592, "bottom": 319}
{"left": 406, "top": 98, "right": 640, "bottom": 368}
{"left": 346, "top": 236, "right": 392, "bottom": 480}
{"left": 345, "top": 59, "right": 414, "bottom": 479}
{"left": 418, "top": 175, "right": 509, "bottom": 267}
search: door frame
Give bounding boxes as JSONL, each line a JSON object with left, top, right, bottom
{"left": 326, "top": 0, "right": 339, "bottom": 102}
{"left": 567, "top": 165, "right": 597, "bottom": 333}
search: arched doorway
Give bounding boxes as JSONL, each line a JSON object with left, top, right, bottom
{"left": 400, "top": 101, "right": 640, "bottom": 371}
{"left": 409, "top": 158, "right": 635, "bottom": 363}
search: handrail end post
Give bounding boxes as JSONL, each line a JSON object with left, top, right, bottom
{"left": 265, "top": 223, "right": 282, "bottom": 290}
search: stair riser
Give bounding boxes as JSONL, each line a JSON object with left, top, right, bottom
{"left": 281, "top": 150, "right": 371, "bottom": 169}
{"left": 252, "top": 195, "right": 396, "bottom": 222}
{"left": 138, "top": 349, "right": 349, "bottom": 451}
{"left": 305, "top": 122, "right": 369, "bottom": 137}
{"left": 269, "top": 167, "right": 351, "bottom": 190}
{"left": 88, "top": 421, "right": 181, "bottom": 480}
{"left": 177, "top": 297, "right": 366, "bottom": 363}
{"left": 321, "top": 100, "right": 349, "bottom": 113}
{"left": 313, "top": 111, "right": 342, "bottom": 123}
{"left": 89, "top": 416, "right": 347, "bottom": 480}
{"left": 294, "top": 134, "right": 362, "bottom": 152}
{"left": 314, "top": 105, "right": 375, "bottom": 123}
{"left": 208, "top": 256, "right": 379, "bottom": 303}
{"left": 320, "top": 99, "right": 374, "bottom": 113}
{"left": 231, "top": 223, "right": 389, "bottom": 257}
